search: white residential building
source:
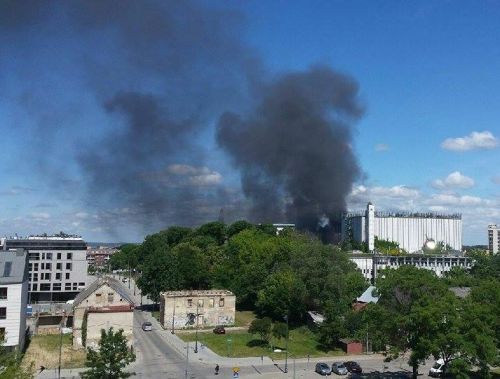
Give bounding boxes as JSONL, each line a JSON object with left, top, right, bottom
{"left": 0, "top": 250, "right": 29, "bottom": 350}
{"left": 343, "top": 203, "right": 462, "bottom": 253}
{"left": 1, "top": 234, "right": 91, "bottom": 303}
{"left": 488, "top": 224, "right": 499, "bottom": 255}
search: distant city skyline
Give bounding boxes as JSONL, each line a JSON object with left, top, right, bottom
{"left": 0, "top": 1, "right": 498, "bottom": 244}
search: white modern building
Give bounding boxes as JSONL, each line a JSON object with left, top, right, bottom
{"left": 488, "top": 224, "right": 499, "bottom": 255}
{"left": 343, "top": 203, "right": 462, "bottom": 253}
{"left": 1, "top": 233, "right": 91, "bottom": 303}
{"left": 0, "top": 250, "right": 29, "bottom": 350}
{"left": 350, "top": 254, "right": 473, "bottom": 282}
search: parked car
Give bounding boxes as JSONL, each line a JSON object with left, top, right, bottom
{"left": 344, "top": 361, "right": 362, "bottom": 374}
{"left": 315, "top": 362, "right": 331, "bottom": 376}
{"left": 142, "top": 321, "right": 153, "bottom": 331}
{"left": 331, "top": 362, "right": 348, "bottom": 375}
{"left": 213, "top": 325, "right": 226, "bottom": 334}
{"left": 429, "top": 359, "right": 446, "bottom": 377}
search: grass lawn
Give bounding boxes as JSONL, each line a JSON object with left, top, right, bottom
{"left": 152, "top": 310, "right": 160, "bottom": 322}
{"left": 178, "top": 326, "right": 344, "bottom": 359}
{"left": 234, "top": 311, "right": 256, "bottom": 327}
{"left": 23, "top": 334, "right": 87, "bottom": 370}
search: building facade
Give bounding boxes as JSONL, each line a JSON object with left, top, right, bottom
{"left": 86, "top": 247, "right": 118, "bottom": 269}
{"left": 1, "top": 234, "right": 91, "bottom": 303}
{"left": 160, "top": 290, "right": 235, "bottom": 331}
{"left": 488, "top": 224, "right": 499, "bottom": 255}
{"left": 0, "top": 250, "right": 29, "bottom": 350}
{"left": 72, "top": 277, "right": 135, "bottom": 349}
{"left": 343, "top": 203, "right": 462, "bottom": 253}
{"left": 350, "top": 254, "right": 473, "bottom": 282}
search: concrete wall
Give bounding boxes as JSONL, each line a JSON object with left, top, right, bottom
{"left": 85, "top": 311, "right": 134, "bottom": 349}
{"left": 161, "top": 293, "right": 236, "bottom": 330}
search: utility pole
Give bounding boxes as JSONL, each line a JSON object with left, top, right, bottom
{"left": 58, "top": 314, "right": 64, "bottom": 379}
{"left": 128, "top": 261, "right": 131, "bottom": 289}
{"left": 185, "top": 342, "right": 189, "bottom": 379}
{"left": 171, "top": 296, "right": 176, "bottom": 334}
{"left": 194, "top": 300, "right": 200, "bottom": 353}
{"left": 284, "top": 315, "right": 289, "bottom": 373}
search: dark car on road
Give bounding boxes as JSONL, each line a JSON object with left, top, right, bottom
{"left": 213, "top": 325, "right": 226, "bottom": 334}
{"left": 344, "top": 361, "right": 362, "bottom": 374}
{"left": 315, "top": 362, "right": 331, "bottom": 376}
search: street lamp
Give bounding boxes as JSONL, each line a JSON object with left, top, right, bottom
{"left": 284, "top": 314, "right": 289, "bottom": 373}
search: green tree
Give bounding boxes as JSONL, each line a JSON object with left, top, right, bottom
{"left": 174, "top": 242, "right": 210, "bottom": 289}
{"left": 256, "top": 269, "right": 306, "bottom": 321}
{"left": 81, "top": 328, "right": 135, "bottom": 379}
{"left": 227, "top": 220, "right": 254, "bottom": 239}
{"left": 248, "top": 317, "right": 272, "bottom": 344}
{"left": 194, "top": 222, "right": 227, "bottom": 245}
{"left": 0, "top": 339, "right": 33, "bottom": 379}
{"left": 272, "top": 322, "right": 288, "bottom": 343}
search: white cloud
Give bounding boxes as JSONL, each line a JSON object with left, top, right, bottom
{"left": 432, "top": 171, "right": 474, "bottom": 189}
{"left": 370, "top": 185, "right": 420, "bottom": 198}
{"left": 441, "top": 131, "right": 498, "bottom": 151}
{"left": 75, "top": 212, "right": 88, "bottom": 219}
{"left": 375, "top": 143, "right": 389, "bottom": 152}
{"left": 31, "top": 212, "right": 51, "bottom": 219}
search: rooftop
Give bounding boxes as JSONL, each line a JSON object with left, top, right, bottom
{"left": 163, "top": 289, "right": 234, "bottom": 297}
{"left": 0, "top": 249, "right": 28, "bottom": 284}
{"left": 356, "top": 286, "right": 379, "bottom": 304}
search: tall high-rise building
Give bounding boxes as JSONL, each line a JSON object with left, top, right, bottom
{"left": 1, "top": 234, "right": 91, "bottom": 303}
{"left": 488, "top": 224, "right": 499, "bottom": 255}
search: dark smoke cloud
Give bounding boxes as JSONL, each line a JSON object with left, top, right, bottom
{"left": 217, "top": 66, "right": 364, "bottom": 230}
{"left": 1, "top": 1, "right": 365, "bottom": 239}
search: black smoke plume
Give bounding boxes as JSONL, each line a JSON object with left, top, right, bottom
{"left": 217, "top": 66, "right": 363, "bottom": 235}
{"left": 1, "top": 1, "right": 364, "bottom": 239}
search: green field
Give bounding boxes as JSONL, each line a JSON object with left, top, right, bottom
{"left": 178, "top": 326, "right": 344, "bottom": 359}
{"left": 234, "top": 311, "right": 256, "bottom": 327}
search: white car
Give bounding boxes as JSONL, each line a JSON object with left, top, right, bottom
{"left": 429, "top": 359, "right": 445, "bottom": 377}
{"left": 142, "top": 322, "right": 153, "bottom": 331}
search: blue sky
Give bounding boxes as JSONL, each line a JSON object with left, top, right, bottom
{"left": 0, "top": 1, "right": 498, "bottom": 244}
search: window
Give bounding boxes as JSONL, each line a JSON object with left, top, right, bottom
{"left": 96, "top": 293, "right": 103, "bottom": 303}
{"left": 65, "top": 273, "right": 70, "bottom": 280}
{"left": 72, "top": 283, "right": 78, "bottom": 291}
{"left": 3, "top": 262, "right": 12, "bottom": 277}
{"left": 29, "top": 263, "right": 33, "bottom": 271}
{"left": 53, "top": 283, "right": 61, "bottom": 291}
{"left": 66, "top": 263, "right": 72, "bottom": 270}
{"left": 57, "top": 253, "right": 61, "bottom": 260}
{"left": 40, "top": 284, "right": 50, "bottom": 291}
{"left": 65, "top": 283, "right": 71, "bottom": 291}
{"left": 0, "top": 307, "right": 6, "bottom": 319}
{"left": 43, "top": 273, "right": 51, "bottom": 281}
{"left": 209, "top": 298, "right": 214, "bottom": 308}
{"left": 0, "top": 327, "right": 5, "bottom": 342}
{"left": 67, "top": 253, "right": 72, "bottom": 260}
{"left": 45, "top": 263, "right": 52, "bottom": 270}
{"left": 56, "top": 273, "right": 61, "bottom": 280}
{"left": 29, "top": 253, "right": 39, "bottom": 260}
{"left": 198, "top": 299, "right": 204, "bottom": 308}
{"left": 0, "top": 288, "right": 7, "bottom": 300}
{"left": 31, "top": 284, "right": 38, "bottom": 291}
{"left": 79, "top": 282, "right": 85, "bottom": 287}
{"left": 187, "top": 299, "right": 193, "bottom": 307}
{"left": 219, "top": 298, "right": 225, "bottom": 307}
{"left": 34, "top": 263, "right": 39, "bottom": 271}
{"left": 108, "top": 293, "right": 114, "bottom": 303}
{"left": 32, "top": 273, "right": 38, "bottom": 281}
{"left": 56, "top": 263, "right": 62, "bottom": 270}
{"left": 46, "top": 253, "right": 52, "bottom": 260}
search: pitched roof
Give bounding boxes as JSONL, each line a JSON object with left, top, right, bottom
{"left": 73, "top": 276, "right": 135, "bottom": 307}
{"left": 356, "top": 285, "right": 379, "bottom": 304}
{"left": 0, "top": 250, "right": 28, "bottom": 284}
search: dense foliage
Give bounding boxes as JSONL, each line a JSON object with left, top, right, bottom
{"left": 129, "top": 221, "right": 364, "bottom": 321}
{"left": 0, "top": 341, "right": 33, "bottom": 379}
{"left": 81, "top": 328, "right": 136, "bottom": 379}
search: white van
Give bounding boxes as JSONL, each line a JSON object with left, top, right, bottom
{"left": 429, "top": 359, "right": 445, "bottom": 377}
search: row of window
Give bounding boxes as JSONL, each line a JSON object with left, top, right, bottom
{"left": 30, "top": 282, "right": 85, "bottom": 292}
{"left": 29, "top": 262, "right": 73, "bottom": 271}
{"left": 186, "top": 298, "right": 225, "bottom": 308}
{"left": 30, "top": 272, "right": 74, "bottom": 282}
{"left": 0, "top": 288, "right": 6, "bottom": 300}
{"left": 0, "top": 307, "right": 5, "bottom": 319}
{"left": 28, "top": 252, "right": 73, "bottom": 261}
